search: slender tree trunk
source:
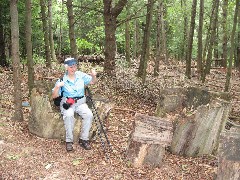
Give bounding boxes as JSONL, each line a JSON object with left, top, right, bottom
{"left": 197, "top": 0, "right": 204, "bottom": 75}
{"left": 203, "top": 1, "right": 216, "bottom": 62}
{"left": 67, "top": 0, "right": 78, "bottom": 58}
{"left": 25, "top": 0, "right": 34, "bottom": 95}
{"left": 48, "top": 0, "right": 57, "bottom": 62}
{"left": 0, "top": 5, "right": 8, "bottom": 67}
{"left": 181, "top": 0, "right": 188, "bottom": 61}
{"left": 137, "top": 0, "right": 155, "bottom": 83}
{"left": 224, "top": 0, "right": 239, "bottom": 92}
{"left": 133, "top": 19, "right": 140, "bottom": 60}
{"left": 222, "top": 0, "right": 228, "bottom": 68}
{"left": 185, "top": 0, "right": 197, "bottom": 79}
{"left": 205, "top": 0, "right": 219, "bottom": 74}
{"left": 125, "top": 4, "right": 130, "bottom": 65}
{"left": 214, "top": 24, "right": 219, "bottom": 65}
{"left": 103, "top": 0, "right": 128, "bottom": 76}
{"left": 10, "top": 0, "right": 23, "bottom": 121}
{"left": 236, "top": 5, "right": 240, "bottom": 71}
{"left": 160, "top": 0, "right": 168, "bottom": 65}
{"left": 154, "top": 0, "right": 162, "bottom": 77}
{"left": 40, "top": 0, "right": 51, "bottom": 67}
{"left": 66, "top": 0, "right": 78, "bottom": 59}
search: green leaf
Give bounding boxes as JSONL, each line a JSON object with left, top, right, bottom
{"left": 72, "top": 157, "right": 84, "bottom": 166}
{"left": 6, "top": 154, "right": 20, "bottom": 160}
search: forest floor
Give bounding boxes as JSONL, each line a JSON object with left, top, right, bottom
{"left": 0, "top": 59, "right": 239, "bottom": 179}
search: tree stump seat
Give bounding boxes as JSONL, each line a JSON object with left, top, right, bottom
{"left": 28, "top": 80, "right": 112, "bottom": 142}
{"left": 126, "top": 113, "right": 173, "bottom": 167}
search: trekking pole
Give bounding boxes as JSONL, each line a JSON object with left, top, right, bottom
{"left": 85, "top": 87, "right": 112, "bottom": 159}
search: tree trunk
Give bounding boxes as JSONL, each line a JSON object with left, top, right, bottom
{"left": 103, "top": 0, "right": 127, "bottom": 76}
{"left": 126, "top": 113, "right": 173, "bottom": 167}
{"left": 154, "top": 0, "right": 162, "bottom": 77}
{"left": 160, "top": 1, "right": 168, "bottom": 65}
{"left": 185, "top": 0, "right": 197, "bottom": 79}
{"left": 137, "top": 0, "right": 155, "bottom": 83}
{"left": 10, "top": 0, "right": 23, "bottom": 121}
{"left": 224, "top": 0, "right": 239, "bottom": 92}
{"left": 221, "top": 0, "right": 228, "bottom": 68}
{"left": 0, "top": 5, "right": 8, "bottom": 67}
{"left": 217, "top": 128, "right": 240, "bottom": 180}
{"left": 133, "top": 19, "right": 140, "bottom": 60}
{"left": 40, "top": 0, "right": 51, "bottom": 67}
{"left": 205, "top": 0, "right": 219, "bottom": 74}
{"left": 197, "top": 0, "right": 204, "bottom": 75}
{"left": 236, "top": 5, "right": 240, "bottom": 71}
{"left": 180, "top": 0, "right": 188, "bottom": 61}
{"left": 66, "top": 0, "right": 78, "bottom": 59}
{"left": 25, "top": 0, "right": 34, "bottom": 95}
{"left": 125, "top": 4, "right": 130, "bottom": 65}
{"left": 48, "top": 0, "right": 57, "bottom": 62}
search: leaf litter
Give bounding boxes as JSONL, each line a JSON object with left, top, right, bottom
{"left": 0, "top": 60, "right": 239, "bottom": 179}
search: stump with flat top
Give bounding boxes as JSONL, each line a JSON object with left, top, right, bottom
{"left": 126, "top": 113, "right": 173, "bottom": 167}
{"left": 28, "top": 80, "right": 112, "bottom": 142}
{"left": 217, "top": 127, "right": 240, "bottom": 180}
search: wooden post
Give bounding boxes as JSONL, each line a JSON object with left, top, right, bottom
{"left": 126, "top": 113, "right": 173, "bottom": 167}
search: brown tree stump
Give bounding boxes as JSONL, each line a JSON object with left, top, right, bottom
{"left": 126, "top": 113, "right": 173, "bottom": 167}
{"left": 170, "top": 88, "right": 231, "bottom": 157}
{"left": 28, "top": 82, "right": 112, "bottom": 142}
{"left": 217, "top": 127, "right": 240, "bottom": 180}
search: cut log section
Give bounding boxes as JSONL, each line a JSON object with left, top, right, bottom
{"left": 170, "top": 98, "right": 231, "bottom": 157}
{"left": 29, "top": 86, "right": 112, "bottom": 142}
{"left": 126, "top": 113, "right": 173, "bottom": 167}
{"left": 217, "top": 127, "right": 240, "bottom": 180}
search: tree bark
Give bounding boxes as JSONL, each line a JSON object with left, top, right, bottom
{"left": 40, "top": 0, "right": 51, "bottom": 67}
{"left": 224, "top": 0, "right": 239, "bottom": 92}
{"left": 125, "top": 3, "right": 131, "bottom": 65}
{"left": 217, "top": 128, "right": 240, "bottom": 180}
{"left": 205, "top": 0, "right": 219, "bottom": 74}
{"left": 160, "top": 0, "right": 168, "bottom": 65}
{"left": 25, "top": 0, "right": 34, "bottom": 95}
{"left": 66, "top": 0, "right": 78, "bottom": 59}
{"left": 10, "top": 0, "right": 23, "bottom": 121}
{"left": 236, "top": 4, "right": 240, "bottom": 71}
{"left": 0, "top": 4, "right": 8, "bottom": 67}
{"left": 103, "top": 0, "right": 128, "bottom": 76}
{"left": 48, "top": 0, "right": 57, "bottom": 62}
{"left": 154, "top": 0, "right": 162, "bottom": 77}
{"left": 221, "top": 0, "right": 228, "bottom": 68}
{"left": 185, "top": 0, "right": 197, "bottom": 79}
{"left": 137, "top": 0, "right": 155, "bottom": 83}
{"left": 197, "top": 0, "right": 204, "bottom": 75}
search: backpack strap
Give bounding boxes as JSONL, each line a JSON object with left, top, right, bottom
{"left": 59, "top": 77, "right": 64, "bottom": 96}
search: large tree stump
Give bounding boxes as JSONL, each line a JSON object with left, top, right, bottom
{"left": 126, "top": 113, "right": 173, "bottom": 167}
{"left": 217, "top": 127, "right": 240, "bottom": 180}
{"left": 170, "top": 87, "right": 231, "bottom": 157}
{"left": 29, "top": 82, "right": 112, "bottom": 142}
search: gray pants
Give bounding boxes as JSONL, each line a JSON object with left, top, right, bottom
{"left": 60, "top": 97, "right": 93, "bottom": 142}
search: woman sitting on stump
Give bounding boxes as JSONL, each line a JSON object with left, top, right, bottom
{"left": 52, "top": 57, "right": 97, "bottom": 152}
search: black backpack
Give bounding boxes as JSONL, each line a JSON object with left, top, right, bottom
{"left": 53, "top": 77, "right": 63, "bottom": 106}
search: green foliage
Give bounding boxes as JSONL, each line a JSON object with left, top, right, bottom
{"left": 76, "top": 38, "right": 96, "bottom": 54}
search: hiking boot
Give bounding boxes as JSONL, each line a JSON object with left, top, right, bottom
{"left": 79, "top": 139, "right": 91, "bottom": 150}
{"left": 66, "top": 142, "right": 73, "bottom": 152}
